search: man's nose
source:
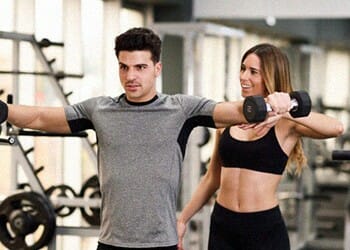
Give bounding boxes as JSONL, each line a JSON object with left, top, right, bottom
{"left": 126, "top": 68, "right": 137, "bottom": 81}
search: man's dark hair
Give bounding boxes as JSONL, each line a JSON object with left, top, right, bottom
{"left": 114, "top": 27, "right": 162, "bottom": 63}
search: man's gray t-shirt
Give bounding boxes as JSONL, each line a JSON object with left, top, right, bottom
{"left": 64, "top": 93, "right": 217, "bottom": 248}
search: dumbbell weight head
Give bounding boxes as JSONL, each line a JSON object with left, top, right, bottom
{"left": 243, "top": 95, "right": 267, "bottom": 123}
{"left": 0, "top": 100, "right": 8, "bottom": 124}
{"left": 289, "top": 91, "right": 312, "bottom": 118}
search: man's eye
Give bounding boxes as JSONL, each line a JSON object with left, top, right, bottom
{"left": 137, "top": 65, "right": 147, "bottom": 70}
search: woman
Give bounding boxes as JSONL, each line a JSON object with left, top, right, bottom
{"left": 177, "top": 43, "right": 344, "bottom": 250}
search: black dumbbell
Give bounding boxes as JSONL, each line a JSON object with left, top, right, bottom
{"left": 243, "top": 90, "right": 312, "bottom": 123}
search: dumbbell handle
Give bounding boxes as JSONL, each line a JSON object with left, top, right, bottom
{"left": 266, "top": 99, "right": 298, "bottom": 112}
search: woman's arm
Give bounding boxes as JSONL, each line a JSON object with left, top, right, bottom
{"left": 177, "top": 129, "right": 223, "bottom": 249}
{"left": 7, "top": 104, "right": 71, "bottom": 133}
{"left": 286, "top": 111, "right": 344, "bottom": 139}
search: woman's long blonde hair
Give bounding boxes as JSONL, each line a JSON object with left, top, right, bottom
{"left": 241, "top": 43, "right": 307, "bottom": 174}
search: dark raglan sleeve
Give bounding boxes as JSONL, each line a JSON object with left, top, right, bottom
{"left": 64, "top": 97, "right": 97, "bottom": 132}
{"left": 176, "top": 94, "right": 217, "bottom": 128}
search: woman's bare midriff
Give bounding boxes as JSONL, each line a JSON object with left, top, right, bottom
{"left": 216, "top": 167, "right": 282, "bottom": 212}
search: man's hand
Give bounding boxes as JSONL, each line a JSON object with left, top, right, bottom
{"left": 266, "top": 92, "right": 291, "bottom": 115}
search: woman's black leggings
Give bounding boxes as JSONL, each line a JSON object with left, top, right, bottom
{"left": 208, "top": 202, "right": 290, "bottom": 250}
{"left": 97, "top": 242, "right": 177, "bottom": 250}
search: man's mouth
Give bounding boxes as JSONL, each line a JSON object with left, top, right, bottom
{"left": 126, "top": 84, "right": 139, "bottom": 90}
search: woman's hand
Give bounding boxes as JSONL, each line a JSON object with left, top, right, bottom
{"left": 177, "top": 220, "right": 187, "bottom": 250}
{"left": 238, "top": 113, "right": 282, "bottom": 135}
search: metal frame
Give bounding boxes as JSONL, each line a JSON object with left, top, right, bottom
{"left": 0, "top": 135, "right": 101, "bottom": 249}
{"left": 0, "top": 31, "right": 100, "bottom": 249}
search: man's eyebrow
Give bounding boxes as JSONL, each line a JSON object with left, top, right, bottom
{"left": 118, "top": 62, "right": 148, "bottom": 67}
{"left": 135, "top": 63, "right": 148, "bottom": 67}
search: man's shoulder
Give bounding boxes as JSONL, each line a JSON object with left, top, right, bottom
{"left": 158, "top": 93, "right": 200, "bottom": 102}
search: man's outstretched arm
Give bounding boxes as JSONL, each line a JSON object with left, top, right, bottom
{"left": 1, "top": 100, "right": 71, "bottom": 133}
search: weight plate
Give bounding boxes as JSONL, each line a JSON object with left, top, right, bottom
{"left": 46, "top": 184, "right": 77, "bottom": 217}
{"left": 79, "top": 175, "right": 101, "bottom": 226}
{"left": 0, "top": 191, "right": 56, "bottom": 250}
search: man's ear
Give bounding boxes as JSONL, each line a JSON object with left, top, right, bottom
{"left": 155, "top": 62, "right": 162, "bottom": 77}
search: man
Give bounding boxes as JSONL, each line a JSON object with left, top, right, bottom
{"left": 0, "top": 27, "right": 291, "bottom": 249}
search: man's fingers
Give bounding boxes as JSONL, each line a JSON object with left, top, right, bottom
{"left": 267, "top": 92, "right": 291, "bottom": 114}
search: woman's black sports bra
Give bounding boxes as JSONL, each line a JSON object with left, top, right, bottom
{"left": 218, "top": 126, "right": 288, "bottom": 175}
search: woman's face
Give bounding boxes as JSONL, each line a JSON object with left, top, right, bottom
{"left": 240, "top": 53, "right": 267, "bottom": 98}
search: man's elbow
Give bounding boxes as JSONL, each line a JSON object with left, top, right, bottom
{"left": 335, "top": 123, "right": 345, "bottom": 137}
